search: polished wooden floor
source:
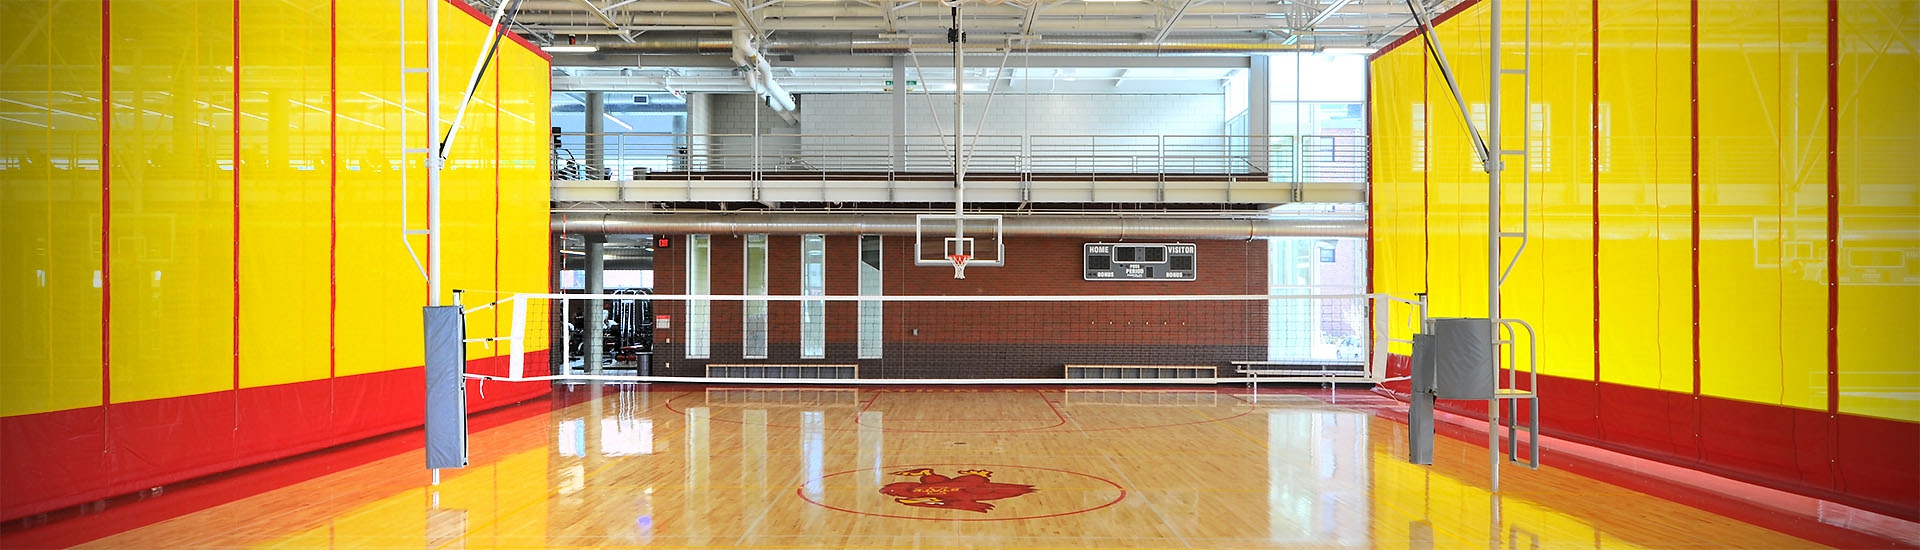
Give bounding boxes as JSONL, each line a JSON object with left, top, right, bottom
{"left": 4, "top": 385, "right": 1898, "bottom": 548}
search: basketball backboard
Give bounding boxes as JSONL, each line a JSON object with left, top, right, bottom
{"left": 914, "top": 214, "right": 1004, "bottom": 268}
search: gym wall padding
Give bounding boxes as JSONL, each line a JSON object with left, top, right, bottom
{"left": 0, "top": 0, "right": 553, "bottom": 521}
{"left": 1369, "top": 0, "right": 1917, "bottom": 521}
{"left": 1, "top": 0, "right": 105, "bottom": 418}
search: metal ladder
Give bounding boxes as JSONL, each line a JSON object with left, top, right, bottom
{"left": 399, "top": 0, "right": 434, "bottom": 283}
{"left": 1491, "top": 0, "right": 1541, "bottom": 474}
{"left": 1406, "top": 0, "right": 1543, "bottom": 490}
{"left": 1497, "top": 319, "right": 1540, "bottom": 468}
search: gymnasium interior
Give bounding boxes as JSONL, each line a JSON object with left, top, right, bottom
{"left": 1, "top": 0, "right": 1915, "bottom": 547}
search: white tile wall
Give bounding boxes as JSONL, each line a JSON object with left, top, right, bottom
{"left": 799, "top": 93, "right": 1226, "bottom": 137}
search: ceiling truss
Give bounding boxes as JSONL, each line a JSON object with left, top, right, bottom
{"left": 478, "top": 0, "right": 1461, "bottom": 94}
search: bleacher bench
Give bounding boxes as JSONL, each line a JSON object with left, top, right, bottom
{"left": 1232, "top": 361, "right": 1371, "bottom": 391}
{"left": 1064, "top": 364, "right": 1217, "bottom": 380}
{"left": 705, "top": 364, "right": 857, "bottom": 380}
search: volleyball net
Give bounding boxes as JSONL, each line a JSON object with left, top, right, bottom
{"left": 461, "top": 291, "right": 1425, "bottom": 385}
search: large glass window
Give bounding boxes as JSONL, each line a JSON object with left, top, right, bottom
{"left": 1268, "top": 53, "right": 1367, "bottom": 103}
{"left": 1267, "top": 231, "right": 1368, "bottom": 363}
{"left": 858, "top": 235, "right": 883, "bottom": 358}
{"left": 744, "top": 234, "right": 768, "bottom": 359}
{"left": 685, "top": 234, "right": 711, "bottom": 358}
{"left": 1261, "top": 53, "right": 1368, "bottom": 183}
{"left": 548, "top": 92, "right": 688, "bottom": 179}
{"left": 801, "top": 235, "right": 827, "bottom": 358}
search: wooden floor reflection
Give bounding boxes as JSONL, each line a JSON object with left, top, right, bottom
{"left": 7, "top": 385, "right": 1879, "bottom": 548}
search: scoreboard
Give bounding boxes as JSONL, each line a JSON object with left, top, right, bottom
{"left": 1084, "top": 243, "right": 1197, "bottom": 281}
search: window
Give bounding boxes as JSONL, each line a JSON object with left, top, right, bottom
{"left": 685, "top": 234, "right": 710, "bottom": 358}
{"left": 1268, "top": 52, "right": 1367, "bottom": 102}
{"left": 858, "top": 235, "right": 883, "bottom": 358}
{"left": 743, "top": 234, "right": 768, "bottom": 359}
{"left": 1262, "top": 53, "right": 1369, "bottom": 182}
{"left": 1268, "top": 236, "right": 1367, "bottom": 363}
{"left": 801, "top": 235, "right": 826, "bottom": 358}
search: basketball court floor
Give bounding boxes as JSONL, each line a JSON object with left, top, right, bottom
{"left": 2, "top": 384, "right": 1906, "bottom": 549}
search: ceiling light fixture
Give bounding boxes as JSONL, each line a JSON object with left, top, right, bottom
{"left": 542, "top": 44, "right": 599, "bottom": 53}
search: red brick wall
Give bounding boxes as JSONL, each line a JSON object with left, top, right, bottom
{"left": 654, "top": 234, "right": 1268, "bottom": 378}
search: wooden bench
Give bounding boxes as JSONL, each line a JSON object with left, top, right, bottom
{"left": 706, "top": 364, "right": 857, "bottom": 380}
{"left": 1064, "top": 364, "right": 1217, "bottom": 380}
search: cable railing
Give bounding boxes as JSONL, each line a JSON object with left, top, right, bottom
{"left": 550, "top": 132, "right": 1369, "bottom": 203}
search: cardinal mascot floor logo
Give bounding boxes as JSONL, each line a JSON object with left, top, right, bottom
{"left": 799, "top": 463, "right": 1125, "bottom": 521}
{"left": 880, "top": 468, "right": 1037, "bottom": 513}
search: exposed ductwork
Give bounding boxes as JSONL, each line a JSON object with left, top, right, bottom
{"left": 514, "top": 0, "right": 1410, "bottom": 17}
{"left": 729, "top": 29, "right": 799, "bottom": 121}
{"left": 512, "top": 1, "right": 1458, "bottom": 56}
{"left": 548, "top": 32, "right": 1314, "bottom": 56}
{"left": 552, "top": 212, "right": 1365, "bottom": 239}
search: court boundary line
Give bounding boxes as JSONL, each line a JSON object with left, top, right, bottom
{"left": 655, "top": 385, "right": 1262, "bottom": 434}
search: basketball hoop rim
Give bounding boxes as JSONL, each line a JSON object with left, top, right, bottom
{"left": 946, "top": 253, "right": 971, "bottom": 278}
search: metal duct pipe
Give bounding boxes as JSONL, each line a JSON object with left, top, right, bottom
{"left": 552, "top": 213, "right": 1365, "bottom": 239}
{"left": 565, "top": 32, "right": 1307, "bottom": 55}
{"left": 512, "top": 17, "right": 1355, "bottom": 36}
{"left": 514, "top": 1, "right": 1408, "bottom": 18}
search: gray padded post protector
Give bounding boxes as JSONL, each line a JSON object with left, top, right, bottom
{"left": 1408, "top": 333, "right": 1435, "bottom": 465}
{"left": 424, "top": 306, "right": 469, "bottom": 469}
{"left": 1432, "top": 317, "right": 1494, "bottom": 400}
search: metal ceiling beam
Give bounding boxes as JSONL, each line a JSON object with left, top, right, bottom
{"left": 516, "top": 18, "right": 1414, "bottom": 40}
{"left": 1150, "top": 0, "right": 1204, "bottom": 45}
{"left": 1018, "top": 0, "right": 1052, "bottom": 35}
{"left": 551, "top": 31, "right": 1314, "bottom": 56}
{"left": 1302, "top": 0, "right": 1356, "bottom": 30}
{"left": 552, "top": 52, "right": 1253, "bottom": 69}
{"left": 511, "top": 2, "right": 1409, "bottom": 21}
{"left": 573, "top": 0, "right": 625, "bottom": 28}
{"left": 551, "top": 76, "right": 1236, "bottom": 94}
{"left": 723, "top": 0, "right": 766, "bottom": 38}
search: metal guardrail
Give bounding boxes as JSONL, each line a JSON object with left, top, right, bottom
{"left": 552, "top": 132, "right": 1366, "bottom": 180}
{"left": 550, "top": 132, "right": 1369, "bottom": 203}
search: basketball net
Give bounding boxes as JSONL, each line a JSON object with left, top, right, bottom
{"left": 947, "top": 253, "right": 971, "bottom": 279}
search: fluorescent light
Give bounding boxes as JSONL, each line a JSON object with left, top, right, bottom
{"left": 603, "top": 112, "right": 633, "bottom": 131}
{"left": 542, "top": 45, "right": 599, "bottom": 53}
{"left": 1081, "top": 0, "right": 1144, "bottom": 3}
{"left": 1321, "top": 47, "right": 1376, "bottom": 55}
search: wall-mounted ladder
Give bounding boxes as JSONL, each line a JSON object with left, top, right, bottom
{"left": 399, "top": 0, "right": 439, "bottom": 298}
{"left": 1405, "top": 0, "right": 1542, "bottom": 491}
{"left": 1489, "top": 0, "right": 1542, "bottom": 481}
